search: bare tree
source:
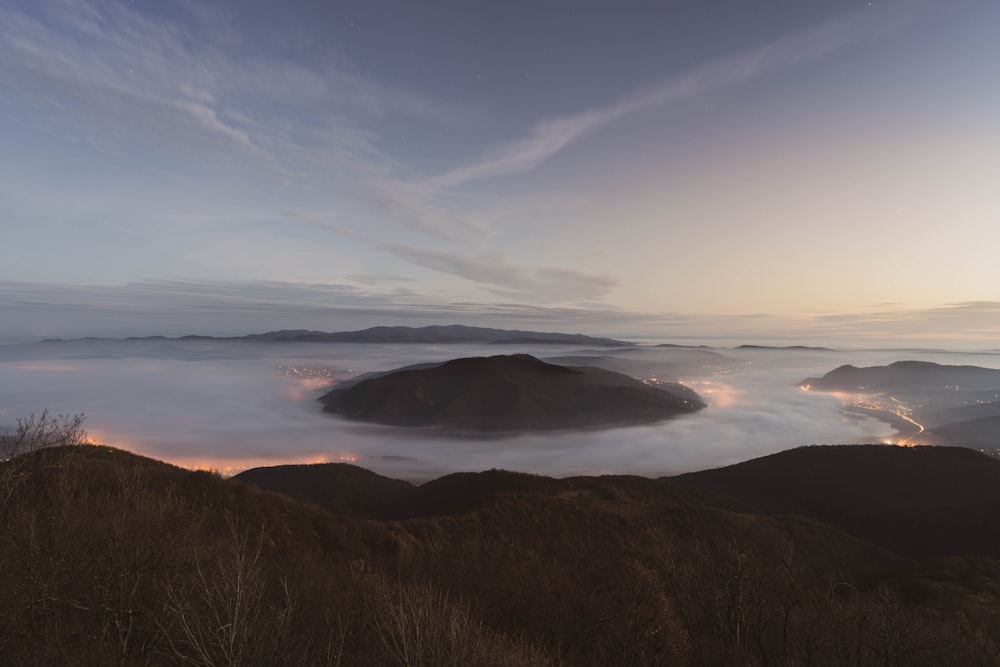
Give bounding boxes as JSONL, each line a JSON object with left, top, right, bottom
{"left": 1, "top": 410, "right": 87, "bottom": 507}
{"left": 363, "top": 567, "right": 555, "bottom": 667}
{"left": 159, "top": 516, "right": 294, "bottom": 667}
{"left": 0, "top": 410, "right": 87, "bottom": 459}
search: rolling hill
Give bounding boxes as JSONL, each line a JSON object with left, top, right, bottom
{"left": 672, "top": 444, "right": 1000, "bottom": 559}
{"left": 801, "top": 361, "right": 1000, "bottom": 393}
{"left": 319, "top": 353, "right": 704, "bottom": 433}
{"left": 5, "top": 441, "right": 1000, "bottom": 665}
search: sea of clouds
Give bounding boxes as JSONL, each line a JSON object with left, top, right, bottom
{"left": 3, "top": 338, "right": 998, "bottom": 480}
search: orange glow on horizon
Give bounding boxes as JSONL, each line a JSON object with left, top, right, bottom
{"left": 150, "top": 451, "right": 361, "bottom": 477}
{"left": 12, "top": 362, "right": 84, "bottom": 372}
{"left": 83, "top": 428, "right": 138, "bottom": 451}
{"left": 78, "top": 424, "right": 358, "bottom": 477}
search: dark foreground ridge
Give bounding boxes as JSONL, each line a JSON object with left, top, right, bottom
{"left": 672, "top": 444, "right": 1000, "bottom": 559}
{"left": 319, "top": 353, "right": 705, "bottom": 433}
{"left": 6, "top": 441, "right": 1000, "bottom": 665}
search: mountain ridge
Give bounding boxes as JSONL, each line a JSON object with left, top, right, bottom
{"left": 802, "top": 360, "right": 1000, "bottom": 392}
{"left": 42, "top": 324, "right": 631, "bottom": 346}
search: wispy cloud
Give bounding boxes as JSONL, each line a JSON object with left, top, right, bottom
{"left": 0, "top": 278, "right": 786, "bottom": 344}
{"left": 288, "top": 211, "right": 618, "bottom": 302}
{"left": 430, "top": 1, "right": 923, "bottom": 188}
{"left": 812, "top": 302, "right": 1000, "bottom": 344}
{"left": 1, "top": 2, "right": 261, "bottom": 157}
{"left": 1, "top": 0, "right": 953, "bottom": 314}
{"left": 0, "top": 0, "right": 474, "bottom": 240}
{"left": 4, "top": 277, "right": 1000, "bottom": 347}
{"left": 376, "top": 241, "right": 620, "bottom": 302}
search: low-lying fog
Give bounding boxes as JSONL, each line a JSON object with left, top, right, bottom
{"left": 3, "top": 339, "right": 998, "bottom": 480}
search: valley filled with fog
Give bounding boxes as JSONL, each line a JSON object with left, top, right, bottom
{"left": 3, "top": 337, "right": 998, "bottom": 479}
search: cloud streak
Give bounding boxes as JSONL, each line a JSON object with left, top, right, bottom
{"left": 1, "top": 2, "right": 262, "bottom": 157}
{"left": 430, "top": 1, "right": 923, "bottom": 188}
{"left": 0, "top": 0, "right": 478, "bottom": 244}
{"left": 288, "top": 211, "right": 619, "bottom": 302}
{"left": 0, "top": 278, "right": 633, "bottom": 343}
{"left": 380, "top": 241, "right": 620, "bottom": 302}
{"left": 811, "top": 302, "right": 1000, "bottom": 345}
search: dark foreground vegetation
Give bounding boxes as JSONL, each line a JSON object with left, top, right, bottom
{"left": 3, "top": 414, "right": 1000, "bottom": 665}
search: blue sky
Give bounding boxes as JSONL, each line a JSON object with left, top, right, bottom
{"left": 2, "top": 0, "right": 999, "bottom": 343}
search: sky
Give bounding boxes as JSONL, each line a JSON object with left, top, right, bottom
{"left": 2, "top": 0, "right": 999, "bottom": 345}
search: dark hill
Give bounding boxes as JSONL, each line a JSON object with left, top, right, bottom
{"left": 926, "top": 415, "right": 1000, "bottom": 448}
{"left": 392, "top": 468, "right": 552, "bottom": 518}
{"left": 235, "top": 461, "right": 758, "bottom": 522}
{"left": 234, "top": 462, "right": 413, "bottom": 517}
{"left": 672, "top": 444, "right": 1000, "bottom": 559}
{"left": 802, "top": 360, "right": 1000, "bottom": 392}
{"left": 920, "top": 399, "right": 1000, "bottom": 429}
{"left": 319, "top": 354, "right": 704, "bottom": 433}
{"left": 737, "top": 344, "right": 836, "bottom": 351}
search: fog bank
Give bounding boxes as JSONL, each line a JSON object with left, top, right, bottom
{"left": 3, "top": 339, "right": 996, "bottom": 479}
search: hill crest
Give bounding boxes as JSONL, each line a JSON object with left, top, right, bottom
{"left": 319, "top": 353, "right": 704, "bottom": 433}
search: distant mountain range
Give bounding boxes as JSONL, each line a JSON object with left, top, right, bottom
{"left": 107, "top": 324, "right": 629, "bottom": 346}
{"left": 736, "top": 344, "right": 837, "bottom": 351}
{"left": 319, "top": 353, "right": 704, "bottom": 433}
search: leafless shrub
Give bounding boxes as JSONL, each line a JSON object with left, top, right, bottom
{"left": 361, "top": 566, "right": 555, "bottom": 667}
{"left": 0, "top": 410, "right": 87, "bottom": 460}
{"left": 159, "top": 516, "right": 294, "bottom": 667}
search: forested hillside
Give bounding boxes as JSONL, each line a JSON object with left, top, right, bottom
{"left": 3, "top": 415, "right": 1000, "bottom": 665}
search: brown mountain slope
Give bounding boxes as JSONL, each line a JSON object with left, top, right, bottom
{"left": 672, "top": 444, "right": 1000, "bottom": 559}
{"left": 319, "top": 353, "right": 704, "bottom": 433}
{"left": 926, "top": 414, "right": 1000, "bottom": 448}
{"left": 234, "top": 462, "right": 414, "bottom": 517}
{"left": 5, "top": 443, "right": 1000, "bottom": 664}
